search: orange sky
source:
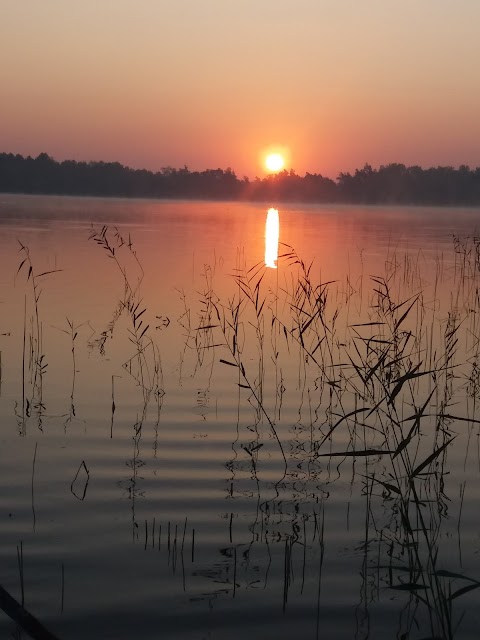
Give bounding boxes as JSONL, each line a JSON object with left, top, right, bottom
{"left": 1, "top": 1, "right": 480, "bottom": 179}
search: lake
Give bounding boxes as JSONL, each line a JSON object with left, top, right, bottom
{"left": 1, "top": 194, "right": 480, "bottom": 639}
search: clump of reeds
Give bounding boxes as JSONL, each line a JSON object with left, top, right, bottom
{"left": 90, "top": 225, "right": 166, "bottom": 537}
{"left": 183, "top": 235, "right": 480, "bottom": 637}
{"left": 15, "top": 242, "right": 62, "bottom": 433}
{"left": 89, "top": 225, "right": 164, "bottom": 404}
{"left": 89, "top": 225, "right": 480, "bottom": 636}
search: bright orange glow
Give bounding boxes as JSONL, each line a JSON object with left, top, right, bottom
{"left": 265, "top": 153, "right": 285, "bottom": 173}
{"left": 265, "top": 208, "right": 279, "bottom": 268}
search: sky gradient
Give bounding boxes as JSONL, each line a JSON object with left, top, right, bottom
{"left": 1, "top": 1, "right": 480, "bottom": 179}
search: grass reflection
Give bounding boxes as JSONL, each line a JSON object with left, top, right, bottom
{"left": 4, "top": 226, "right": 480, "bottom": 639}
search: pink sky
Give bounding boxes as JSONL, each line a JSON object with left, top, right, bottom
{"left": 1, "top": 1, "right": 480, "bottom": 179}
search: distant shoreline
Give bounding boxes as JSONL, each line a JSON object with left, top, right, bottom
{"left": 2, "top": 152, "right": 480, "bottom": 206}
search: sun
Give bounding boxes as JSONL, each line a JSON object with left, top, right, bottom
{"left": 265, "top": 153, "right": 285, "bottom": 173}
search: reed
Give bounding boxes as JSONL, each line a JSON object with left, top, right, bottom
{"left": 89, "top": 229, "right": 164, "bottom": 395}
{"left": 79, "top": 226, "right": 480, "bottom": 635}
{"left": 60, "top": 563, "right": 64, "bottom": 615}
{"left": 281, "top": 242, "right": 480, "bottom": 637}
{"left": 16, "top": 242, "right": 62, "bottom": 433}
{"left": 178, "top": 234, "right": 480, "bottom": 636}
{"left": 16, "top": 541, "right": 24, "bottom": 608}
{"left": 31, "top": 442, "right": 37, "bottom": 531}
{"left": 53, "top": 318, "right": 84, "bottom": 428}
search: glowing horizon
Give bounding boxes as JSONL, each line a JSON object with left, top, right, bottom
{"left": 1, "top": 3, "right": 480, "bottom": 178}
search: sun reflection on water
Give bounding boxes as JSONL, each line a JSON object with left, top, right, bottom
{"left": 265, "top": 208, "right": 279, "bottom": 268}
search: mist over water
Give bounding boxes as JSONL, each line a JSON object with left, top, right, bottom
{"left": 1, "top": 195, "right": 480, "bottom": 639}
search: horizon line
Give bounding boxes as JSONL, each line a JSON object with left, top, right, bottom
{"left": 3, "top": 151, "right": 480, "bottom": 183}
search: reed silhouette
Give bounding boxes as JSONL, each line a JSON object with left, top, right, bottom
{"left": 3, "top": 225, "right": 480, "bottom": 639}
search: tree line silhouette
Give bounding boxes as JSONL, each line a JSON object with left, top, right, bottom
{"left": 2, "top": 152, "right": 480, "bottom": 205}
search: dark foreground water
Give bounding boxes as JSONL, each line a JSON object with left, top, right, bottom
{"left": 0, "top": 194, "right": 480, "bottom": 639}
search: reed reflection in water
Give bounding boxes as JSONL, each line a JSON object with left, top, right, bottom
{"left": 1, "top": 196, "right": 480, "bottom": 640}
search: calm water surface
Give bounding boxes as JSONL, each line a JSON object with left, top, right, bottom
{"left": 1, "top": 194, "right": 480, "bottom": 639}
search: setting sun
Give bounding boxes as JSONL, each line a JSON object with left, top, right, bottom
{"left": 265, "top": 153, "right": 284, "bottom": 173}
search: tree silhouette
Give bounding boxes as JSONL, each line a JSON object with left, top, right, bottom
{"left": 2, "top": 152, "right": 480, "bottom": 204}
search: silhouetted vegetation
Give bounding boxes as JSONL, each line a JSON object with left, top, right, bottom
{"left": 2, "top": 152, "right": 480, "bottom": 204}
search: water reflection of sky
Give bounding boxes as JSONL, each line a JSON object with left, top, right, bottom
{"left": 1, "top": 195, "right": 480, "bottom": 639}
